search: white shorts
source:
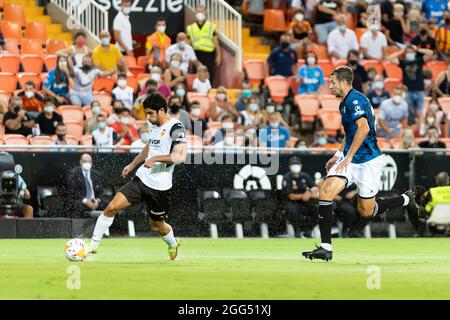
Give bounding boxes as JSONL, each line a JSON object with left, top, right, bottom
{"left": 326, "top": 155, "right": 384, "bottom": 198}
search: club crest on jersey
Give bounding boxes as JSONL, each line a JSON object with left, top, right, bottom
{"left": 354, "top": 105, "right": 364, "bottom": 116}
{"left": 160, "top": 129, "right": 166, "bottom": 137}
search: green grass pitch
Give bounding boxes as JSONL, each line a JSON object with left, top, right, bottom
{"left": 1, "top": 238, "right": 450, "bottom": 299}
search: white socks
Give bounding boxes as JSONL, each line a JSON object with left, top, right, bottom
{"left": 321, "top": 243, "right": 332, "bottom": 251}
{"left": 91, "top": 213, "right": 114, "bottom": 247}
{"left": 162, "top": 229, "right": 177, "bottom": 248}
{"left": 402, "top": 194, "right": 410, "bottom": 206}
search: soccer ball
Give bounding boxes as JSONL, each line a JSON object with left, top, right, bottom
{"left": 64, "top": 239, "right": 88, "bottom": 261}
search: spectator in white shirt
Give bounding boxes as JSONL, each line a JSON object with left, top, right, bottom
{"left": 112, "top": 72, "right": 134, "bottom": 110}
{"left": 193, "top": 65, "right": 212, "bottom": 94}
{"left": 360, "top": 23, "right": 388, "bottom": 61}
{"left": 113, "top": 0, "right": 134, "bottom": 56}
{"left": 327, "top": 14, "right": 359, "bottom": 60}
{"left": 165, "top": 32, "right": 199, "bottom": 74}
{"left": 92, "top": 114, "right": 118, "bottom": 152}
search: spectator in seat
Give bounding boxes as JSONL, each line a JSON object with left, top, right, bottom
{"left": 146, "top": 18, "right": 171, "bottom": 69}
{"left": 398, "top": 128, "right": 418, "bottom": 149}
{"left": 420, "top": 99, "right": 445, "bottom": 136}
{"left": 381, "top": 0, "right": 408, "bottom": 25}
{"left": 411, "top": 21, "right": 436, "bottom": 58}
{"left": 189, "top": 101, "right": 208, "bottom": 137}
{"left": 258, "top": 112, "right": 291, "bottom": 148}
{"left": 130, "top": 125, "right": 150, "bottom": 153}
{"left": 387, "top": 44, "right": 433, "bottom": 122}
{"left": 4, "top": 96, "right": 34, "bottom": 136}
{"left": 36, "top": 98, "right": 63, "bottom": 136}
{"left": 296, "top": 51, "right": 324, "bottom": 95}
{"left": 288, "top": 8, "right": 313, "bottom": 55}
{"left": 57, "top": 31, "right": 92, "bottom": 68}
{"left": 92, "top": 30, "right": 127, "bottom": 74}
{"left": 262, "top": 103, "right": 289, "bottom": 128}
{"left": 367, "top": 75, "right": 390, "bottom": 109}
{"left": 419, "top": 126, "right": 446, "bottom": 148}
{"left": 108, "top": 100, "right": 126, "bottom": 125}
{"left": 67, "top": 153, "right": 108, "bottom": 217}
{"left": 311, "top": 129, "right": 337, "bottom": 148}
{"left": 434, "top": 66, "right": 450, "bottom": 98}
{"left": 385, "top": 3, "right": 410, "bottom": 45}
{"left": 378, "top": 86, "right": 409, "bottom": 139}
{"left": 327, "top": 14, "right": 359, "bottom": 61}
{"left": 174, "top": 82, "right": 189, "bottom": 110}
{"left": 209, "top": 86, "right": 239, "bottom": 122}
{"left": 112, "top": 108, "right": 139, "bottom": 146}
{"left": 43, "top": 55, "right": 74, "bottom": 106}
{"left": 18, "top": 81, "right": 44, "bottom": 118}
{"left": 192, "top": 65, "right": 212, "bottom": 94}
{"left": 282, "top": 157, "right": 319, "bottom": 238}
{"left": 167, "top": 95, "right": 192, "bottom": 134}
{"left": 360, "top": 23, "right": 388, "bottom": 61}
{"left": 165, "top": 32, "right": 199, "bottom": 74}
{"left": 267, "top": 34, "right": 298, "bottom": 77}
{"left": 164, "top": 53, "right": 187, "bottom": 91}
{"left": 85, "top": 100, "right": 103, "bottom": 134}
{"left": 71, "top": 56, "right": 110, "bottom": 106}
{"left": 314, "top": 0, "right": 342, "bottom": 45}
{"left": 295, "top": 138, "right": 309, "bottom": 149}
{"left": 435, "top": 15, "right": 450, "bottom": 63}
{"left": 112, "top": 72, "right": 134, "bottom": 110}
{"left": 113, "top": 0, "right": 134, "bottom": 56}
{"left": 150, "top": 66, "right": 171, "bottom": 99}
{"left": 210, "top": 114, "right": 235, "bottom": 145}
{"left": 235, "top": 81, "right": 253, "bottom": 112}
{"left": 133, "top": 79, "right": 157, "bottom": 121}
{"left": 52, "top": 122, "right": 75, "bottom": 152}
{"left": 238, "top": 96, "right": 265, "bottom": 134}
{"left": 92, "top": 114, "right": 118, "bottom": 153}
{"left": 346, "top": 49, "right": 368, "bottom": 94}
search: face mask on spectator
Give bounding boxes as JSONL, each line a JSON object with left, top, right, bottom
{"left": 176, "top": 88, "right": 186, "bottom": 97}
{"left": 196, "top": 12, "right": 206, "bottom": 21}
{"left": 14, "top": 105, "right": 22, "bottom": 113}
{"left": 307, "top": 57, "right": 316, "bottom": 65}
{"left": 169, "top": 104, "right": 181, "bottom": 114}
{"left": 57, "top": 134, "right": 66, "bottom": 141}
{"left": 393, "top": 95, "right": 402, "bottom": 104}
{"left": 178, "top": 41, "right": 186, "bottom": 49}
{"left": 76, "top": 38, "right": 85, "bottom": 47}
{"left": 122, "top": 7, "right": 131, "bottom": 15}
{"left": 429, "top": 104, "right": 439, "bottom": 113}
{"left": 141, "top": 132, "right": 150, "bottom": 142}
{"left": 317, "top": 137, "right": 327, "bottom": 145}
{"left": 98, "top": 122, "right": 106, "bottom": 129}
{"left": 82, "top": 162, "right": 92, "bottom": 171}
{"left": 369, "top": 24, "right": 379, "bottom": 32}
{"left": 151, "top": 73, "right": 161, "bottom": 82}
{"left": 428, "top": 132, "right": 438, "bottom": 143}
{"left": 117, "top": 79, "right": 127, "bottom": 88}
{"left": 101, "top": 37, "right": 110, "bottom": 46}
{"left": 25, "top": 91, "right": 34, "bottom": 99}
{"left": 249, "top": 103, "right": 258, "bottom": 112}
{"left": 338, "top": 24, "right": 347, "bottom": 31}
{"left": 270, "top": 122, "right": 280, "bottom": 128}
{"left": 406, "top": 52, "right": 416, "bottom": 62}
{"left": 373, "top": 81, "right": 384, "bottom": 90}
{"left": 121, "top": 117, "right": 130, "bottom": 125}
{"left": 420, "top": 29, "right": 428, "bottom": 36}
{"left": 44, "top": 106, "right": 54, "bottom": 113}
{"left": 216, "top": 93, "right": 227, "bottom": 101}
{"left": 280, "top": 41, "right": 290, "bottom": 49}
{"left": 171, "top": 60, "right": 181, "bottom": 68}
{"left": 266, "top": 105, "right": 275, "bottom": 113}
{"left": 59, "top": 60, "right": 67, "bottom": 69}
{"left": 291, "top": 164, "right": 301, "bottom": 174}
{"left": 295, "top": 14, "right": 304, "bottom": 21}
{"left": 222, "top": 122, "right": 234, "bottom": 130}
{"left": 404, "top": 137, "right": 413, "bottom": 146}
{"left": 191, "top": 108, "right": 201, "bottom": 117}
{"left": 92, "top": 105, "right": 101, "bottom": 114}
{"left": 427, "top": 117, "right": 435, "bottom": 125}
{"left": 242, "top": 89, "right": 252, "bottom": 99}
{"left": 157, "top": 25, "right": 166, "bottom": 33}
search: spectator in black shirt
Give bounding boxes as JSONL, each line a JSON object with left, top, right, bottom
{"left": 347, "top": 49, "right": 368, "bottom": 94}
{"left": 35, "top": 98, "right": 63, "bottom": 136}
{"left": 385, "top": 3, "right": 410, "bottom": 44}
{"left": 387, "top": 44, "right": 434, "bottom": 122}
{"left": 411, "top": 21, "right": 436, "bottom": 61}
{"left": 314, "top": 0, "right": 341, "bottom": 44}
{"left": 419, "top": 126, "right": 446, "bottom": 148}
{"left": 381, "top": 0, "right": 408, "bottom": 25}
{"left": 367, "top": 75, "right": 390, "bottom": 109}
{"left": 3, "top": 96, "right": 34, "bottom": 136}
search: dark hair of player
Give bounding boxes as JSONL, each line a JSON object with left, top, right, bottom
{"left": 143, "top": 92, "right": 168, "bottom": 113}
{"left": 331, "top": 66, "right": 354, "bottom": 85}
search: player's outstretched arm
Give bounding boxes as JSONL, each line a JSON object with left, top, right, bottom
{"left": 144, "top": 143, "right": 187, "bottom": 168}
{"left": 122, "top": 145, "right": 150, "bottom": 177}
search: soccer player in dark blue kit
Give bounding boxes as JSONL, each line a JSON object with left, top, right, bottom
{"left": 302, "top": 66, "right": 419, "bottom": 261}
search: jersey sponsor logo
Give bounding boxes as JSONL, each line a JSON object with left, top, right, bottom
{"left": 149, "top": 138, "right": 161, "bottom": 145}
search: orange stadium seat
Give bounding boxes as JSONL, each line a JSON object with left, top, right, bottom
{"left": 137, "top": 56, "right": 148, "bottom": 69}
{"left": 384, "top": 78, "right": 402, "bottom": 95}
{"left": 347, "top": 13, "right": 357, "bottom": 30}
{"left": 5, "top": 38, "right": 20, "bottom": 55}
{"left": 295, "top": 95, "right": 319, "bottom": 123}
{"left": 44, "top": 54, "right": 57, "bottom": 71}
{"left": 64, "top": 121, "right": 84, "bottom": 140}
{"left": 187, "top": 73, "right": 196, "bottom": 91}
{"left": 0, "top": 92, "right": 11, "bottom": 104}
{"left": 187, "top": 92, "right": 210, "bottom": 118}
{"left": 0, "top": 73, "right": 18, "bottom": 93}
{"left": 137, "top": 73, "right": 150, "bottom": 82}
{"left": 25, "top": 22, "right": 47, "bottom": 45}
{"left": 80, "top": 135, "right": 93, "bottom": 146}
{"left": 126, "top": 76, "right": 139, "bottom": 93}
{"left": 21, "top": 54, "right": 44, "bottom": 73}
{"left": 21, "top": 38, "right": 44, "bottom": 55}
{"left": 93, "top": 77, "right": 116, "bottom": 93}
{"left": 0, "top": 54, "right": 20, "bottom": 74}
{"left": 319, "top": 110, "right": 342, "bottom": 136}
{"left": 307, "top": 44, "right": 329, "bottom": 60}
{"left": 437, "top": 97, "right": 450, "bottom": 114}
{"left": 59, "top": 105, "right": 84, "bottom": 122}
{"left": 377, "top": 137, "right": 393, "bottom": 149}
{"left": 319, "top": 95, "right": 340, "bottom": 111}
{"left": 385, "top": 45, "right": 401, "bottom": 56}
{"left": 355, "top": 28, "right": 366, "bottom": 43}
{"left": 40, "top": 72, "right": 48, "bottom": 83}
{"left": 317, "top": 59, "right": 334, "bottom": 78}
{"left": 361, "top": 60, "right": 384, "bottom": 75}
{"left": 263, "top": 9, "right": 287, "bottom": 32}
{"left": 123, "top": 55, "right": 138, "bottom": 67}
{"left": 4, "top": 4, "right": 26, "bottom": 27}
{"left": 65, "top": 135, "right": 80, "bottom": 145}
{"left": 382, "top": 61, "right": 402, "bottom": 81}
{"left": 46, "top": 40, "right": 67, "bottom": 54}
{"left": 28, "top": 135, "right": 54, "bottom": 151}
{"left": 17, "top": 73, "right": 42, "bottom": 89}
{"left": 243, "top": 59, "right": 266, "bottom": 84}
{"left": 288, "top": 76, "right": 299, "bottom": 95}
{"left": 333, "top": 59, "right": 347, "bottom": 67}
{"left": 93, "top": 92, "right": 113, "bottom": 108}
{"left": 4, "top": 134, "right": 28, "bottom": 151}
{"left": 266, "top": 76, "right": 289, "bottom": 103}
{"left": 425, "top": 61, "right": 448, "bottom": 80}
{"left": 1, "top": 21, "right": 22, "bottom": 40}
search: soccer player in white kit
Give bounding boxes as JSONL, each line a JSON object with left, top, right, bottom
{"left": 89, "top": 93, "right": 187, "bottom": 260}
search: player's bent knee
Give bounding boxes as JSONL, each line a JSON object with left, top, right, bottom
{"left": 357, "top": 202, "right": 375, "bottom": 218}
{"left": 319, "top": 186, "right": 336, "bottom": 201}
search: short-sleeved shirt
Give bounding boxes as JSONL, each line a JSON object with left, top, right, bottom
{"left": 43, "top": 69, "right": 69, "bottom": 97}
{"left": 360, "top": 31, "right": 388, "bottom": 60}
{"left": 282, "top": 171, "right": 315, "bottom": 196}
{"left": 289, "top": 20, "right": 312, "bottom": 40}
{"left": 367, "top": 89, "right": 390, "bottom": 109}
{"left": 3, "top": 111, "right": 32, "bottom": 136}
{"left": 112, "top": 86, "right": 134, "bottom": 110}
{"left": 18, "top": 91, "right": 44, "bottom": 112}
{"left": 340, "top": 89, "right": 381, "bottom": 164}
{"left": 327, "top": 28, "right": 359, "bottom": 60}
{"left": 378, "top": 98, "right": 409, "bottom": 136}
{"left": 165, "top": 43, "right": 198, "bottom": 74}
{"left": 297, "top": 65, "right": 324, "bottom": 94}
{"left": 411, "top": 35, "right": 436, "bottom": 51}
{"left": 113, "top": 11, "right": 133, "bottom": 52}
{"left": 399, "top": 55, "right": 425, "bottom": 91}
{"left": 422, "top": 0, "right": 447, "bottom": 23}
{"left": 168, "top": 109, "right": 192, "bottom": 133}
{"left": 92, "top": 45, "right": 123, "bottom": 72}
{"left": 315, "top": 0, "right": 341, "bottom": 24}
{"left": 36, "top": 112, "right": 63, "bottom": 136}
{"left": 72, "top": 67, "right": 102, "bottom": 97}
{"left": 192, "top": 78, "right": 212, "bottom": 94}
{"left": 267, "top": 47, "right": 297, "bottom": 77}
{"left": 385, "top": 19, "right": 404, "bottom": 43}
{"left": 258, "top": 125, "right": 290, "bottom": 148}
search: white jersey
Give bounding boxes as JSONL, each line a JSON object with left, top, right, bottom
{"left": 136, "top": 118, "right": 186, "bottom": 191}
{"left": 92, "top": 127, "right": 115, "bottom": 153}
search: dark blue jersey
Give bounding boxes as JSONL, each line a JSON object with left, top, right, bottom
{"left": 339, "top": 89, "right": 381, "bottom": 164}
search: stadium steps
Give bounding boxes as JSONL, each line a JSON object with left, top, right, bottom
{"left": 242, "top": 27, "right": 270, "bottom": 61}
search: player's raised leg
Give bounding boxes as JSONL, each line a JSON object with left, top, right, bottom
{"left": 302, "top": 176, "right": 347, "bottom": 261}
{"left": 149, "top": 218, "right": 181, "bottom": 260}
{"left": 89, "top": 192, "right": 131, "bottom": 253}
